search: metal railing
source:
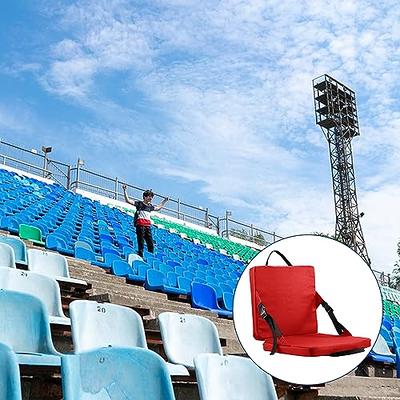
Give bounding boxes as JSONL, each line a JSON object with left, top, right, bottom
{"left": 0, "top": 138, "right": 274, "bottom": 245}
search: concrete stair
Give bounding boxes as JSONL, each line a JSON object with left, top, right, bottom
{"left": 318, "top": 376, "right": 400, "bottom": 399}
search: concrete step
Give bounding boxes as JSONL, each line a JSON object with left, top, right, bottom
{"left": 318, "top": 376, "right": 400, "bottom": 399}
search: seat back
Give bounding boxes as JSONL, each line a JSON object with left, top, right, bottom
{"left": 62, "top": 347, "right": 176, "bottom": 400}
{"left": 0, "top": 343, "right": 22, "bottom": 400}
{"left": 0, "top": 243, "right": 16, "bottom": 268}
{"left": 70, "top": 300, "right": 147, "bottom": 353}
{"left": 0, "top": 290, "right": 57, "bottom": 354}
{"left": 250, "top": 265, "right": 317, "bottom": 339}
{"left": 28, "top": 249, "right": 69, "bottom": 278}
{"left": 0, "top": 236, "right": 27, "bottom": 265}
{"left": 19, "top": 224, "right": 42, "bottom": 241}
{"left": 194, "top": 354, "right": 277, "bottom": 400}
{"left": 372, "top": 334, "right": 395, "bottom": 356}
{"left": 158, "top": 312, "right": 222, "bottom": 368}
{"left": 128, "top": 253, "right": 142, "bottom": 264}
{"left": 0, "top": 269, "right": 65, "bottom": 318}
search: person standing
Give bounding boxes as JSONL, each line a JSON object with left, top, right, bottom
{"left": 122, "top": 184, "right": 169, "bottom": 258}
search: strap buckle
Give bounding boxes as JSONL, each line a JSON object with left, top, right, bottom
{"left": 258, "top": 303, "right": 268, "bottom": 319}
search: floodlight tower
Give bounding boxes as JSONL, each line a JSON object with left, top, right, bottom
{"left": 313, "top": 74, "right": 370, "bottom": 265}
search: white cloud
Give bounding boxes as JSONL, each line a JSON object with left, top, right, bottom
{"left": 28, "top": 0, "right": 400, "bottom": 272}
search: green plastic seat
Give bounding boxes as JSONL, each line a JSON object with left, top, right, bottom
{"left": 19, "top": 224, "right": 45, "bottom": 246}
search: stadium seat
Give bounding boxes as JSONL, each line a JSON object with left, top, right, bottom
{"left": 145, "top": 269, "right": 187, "bottom": 295}
{"left": 191, "top": 282, "right": 232, "bottom": 318}
{"left": 46, "top": 234, "right": 74, "bottom": 256}
{"left": 369, "top": 334, "right": 396, "bottom": 364}
{"left": 27, "top": 248, "right": 87, "bottom": 286}
{"left": 0, "top": 268, "right": 70, "bottom": 325}
{"left": 0, "top": 217, "right": 20, "bottom": 234}
{"left": 69, "top": 300, "right": 147, "bottom": 352}
{"left": 69, "top": 300, "right": 188, "bottom": 376}
{"left": 0, "top": 235, "right": 27, "bottom": 266}
{"left": 0, "top": 290, "right": 61, "bottom": 366}
{"left": 194, "top": 354, "right": 277, "bottom": 400}
{"left": 0, "top": 343, "right": 22, "bottom": 400}
{"left": 158, "top": 312, "right": 222, "bottom": 369}
{"left": 111, "top": 259, "right": 146, "bottom": 283}
{"left": 222, "top": 292, "right": 233, "bottom": 312}
{"left": 19, "top": 224, "right": 45, "bottom": 245}
{"left": 0, "top": 243, "right": 16, "bottom": 268}
{"left": 62, "top": 348, "right": 176, "bottom": 400}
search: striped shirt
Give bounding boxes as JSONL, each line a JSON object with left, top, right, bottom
{"left": 134, "top": 201, "right": 155, "bottom": 226}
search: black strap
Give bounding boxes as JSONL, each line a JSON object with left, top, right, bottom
{"left": 258, "top": 303, "right": 282, "bottom": 355}
{"left": 265, "top": 250, "right": 292, "bottom": 266}
{"left": 319, "top": 300, "right": 349, "bottom": 335}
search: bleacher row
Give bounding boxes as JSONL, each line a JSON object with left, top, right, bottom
{"left": 1, "top": 166, "right": 400, "bottom": 398}
{"left": 0, "top": 232, "right": 277, "bottom": 398}
{"left": 372, "top": 286, "right": 400, "bottom": 376}
{"left": 151, "top": 215, "right": 259, "bottom": 262}
{"left": 0, "top": 168, "right": 251, "bottom": 318}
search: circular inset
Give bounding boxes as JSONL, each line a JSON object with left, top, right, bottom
{"left": 233, "top": 234, "right": 382, "bottom": 386}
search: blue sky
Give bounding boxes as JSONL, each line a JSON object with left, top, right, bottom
{"left": 0, "top": 1, "right": 399, "bottom": 272}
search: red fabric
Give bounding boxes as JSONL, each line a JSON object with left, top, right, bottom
{"left": 263, "top": 333, "right": 371, "bottom": 356}
{"left": 136, "top": 218, "right": 152, "bottom": 226}
{"left": 250, "top": 266, "right": 318, "bottom": 340}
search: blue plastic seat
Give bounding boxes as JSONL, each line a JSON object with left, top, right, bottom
{"left": 0, "top": 290, "right": 61, "bottom": 366}
{"left": 369, "top": 334, "right": 396, "bottom": 364}
{"left": 380, "top": 326, "right": 393, "bottom": 349}
{"left": 222, "top": 292, "right": 233, "bottom": 312}
{"left": 46, "top": 234, "right": 74, "bottom": 256}
{"left": 146, "top": 269, "right": 187, "bottom": 295}
{"left": 0, "top": 217, "right": 20, "bottom": 233}
{"left": 177, "top": 277, "right": 191, "bottom": 294}
{"left": 111, "top": 259, "right": 144, "bottom": 283}
{"left": 0, "top": 235, "right": 27, "bottom": 266}
{"left": 62, "top": 347, "right": 176, "bottom": 400}
{"left": 0, "top": 343, "right": 22, "bottom": 400}
{"left": 194, "top": 354, "right": 277, "bottom": 400}
{"left": 191, "top": 283, "right": 232, "bottom": 318}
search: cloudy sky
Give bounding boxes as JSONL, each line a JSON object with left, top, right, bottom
{"left": 0, "top": 1, "right": 399, "bottom": 272}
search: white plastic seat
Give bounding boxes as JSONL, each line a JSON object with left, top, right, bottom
{"left": 0, "top": 343, "right": 22, "bottom": 400}
{"left": 158, "top": 312, "right": 222, "bottom": 369}
{"left": 0, "top": 235, "right": 27, "bottom": 266}
{"left": 69, "top": 300, "right": 188, "bottom": 376}
{"left": 0, "top": 268, "right": 70, "bottom": 325}
{"left": 0, "top": 243, "right": 16, "bottom": 269}
{"left": 62, "top": 347, "right": 176, "bottom": 400}
{"left": 70, "top": 300, "right": 148, "bottom": 352}
{"left": 27, "top": 248, "right": 87, "bottom": 286}
{"left": 194, "top": 354, "right": 278, "bottom": 400}
{"left": 128, "top": 253, "right": 143, "bottom": 264}
{"left": 0, "top": 290, "right": 61, "bottom": 366}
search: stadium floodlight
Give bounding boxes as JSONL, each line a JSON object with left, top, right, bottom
{"left": 41, "top": 145, "right": 52, "bottom": 178}
{"left": 41, "top": 146, "right": 52, "bottom": 154}
{"left": 313, "top": 74, "right": 370, "bottom": 265}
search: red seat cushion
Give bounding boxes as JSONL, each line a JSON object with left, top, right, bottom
{"left": 250, "top": 266, "right": 318, "bottom": 340}
{"left": 263, "top": 333, "right": 371, "bottom": 357}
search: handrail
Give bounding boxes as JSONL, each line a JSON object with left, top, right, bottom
{"left": 0, "top": 138, "right": 275, "bottom": 246}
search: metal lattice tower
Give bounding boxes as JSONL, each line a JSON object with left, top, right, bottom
{"left": 313, "top": 74, "right": 370, "bottom": 265}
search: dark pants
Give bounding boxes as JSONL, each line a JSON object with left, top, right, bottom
{"left": 136, "top": 225, "right": 154, "bottom": 257}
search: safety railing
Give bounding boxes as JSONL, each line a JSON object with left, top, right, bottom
{"left": 0, "top": 139, "right": 268, "bottom": 243}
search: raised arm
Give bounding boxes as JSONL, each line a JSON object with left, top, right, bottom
{"left": 154, "top": 197, "right": 169, "bottom": 211}
{"left": 122, "top": 184, "right": 136, "bottom": 206}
